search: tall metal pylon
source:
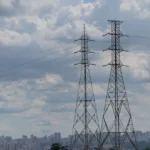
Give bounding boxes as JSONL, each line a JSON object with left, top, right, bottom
{"left": 70, "top": 25, "right": 100, "bottom": 150}
{"left": 99, "top": 20, "right": 138, "bottom": 150}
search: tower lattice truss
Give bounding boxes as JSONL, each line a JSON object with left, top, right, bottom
{"left": 100, "top": 20, "right": 138, "bottom": 150}
{"left": 70, "top": 25, "right": 100, "bottom": 150}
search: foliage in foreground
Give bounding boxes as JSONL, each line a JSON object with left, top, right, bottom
{"left": 49, "top": 143, "right": 68, "bottom": 150}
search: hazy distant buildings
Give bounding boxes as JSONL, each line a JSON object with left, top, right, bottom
{"left": 0, "top": 131, "right": 150, "bottom": 150}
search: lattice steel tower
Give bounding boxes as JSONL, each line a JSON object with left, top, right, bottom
{"left": 70, "top": 25, "right": 100, "bottom": 150}
{"left": 99, "top": 20, "right": 138, "bottom": 150}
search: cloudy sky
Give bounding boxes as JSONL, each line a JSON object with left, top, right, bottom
{"left": 0, "top": 0, "right": 150, "bottom": 138}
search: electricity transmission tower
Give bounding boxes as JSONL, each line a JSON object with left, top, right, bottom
{"left": 99, "top": 20, "right": 138, "bottom": 150}
{"left": 70, "top": 25, "right": 100, "bottom": 150}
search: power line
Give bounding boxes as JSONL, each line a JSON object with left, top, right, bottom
{"left": 0, "top": 52, "right": 78, "bottom": 91}
{"left": 0, "top": 44, "right": 79, "bottom": 75}
{"left": 0, "top": 51, "right": 77, "bottom": 101}
{"left": 0, "top": 45, "right": 78, "bottom": 89}
{"left": 0, "top": 38, "right": 150, "bottom": 90}
{"left": 97, "top": 50, "right": 150, "bottom": 56}
{"left": 1, "top": 58, "right": 150, "bottom": 92}
{"left": 128, "top": 35, "right": 150, "bottom": 39}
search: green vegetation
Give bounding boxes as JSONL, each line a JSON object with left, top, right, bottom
{"left": 49, "top": 143, "right": 68, "bottom": 150}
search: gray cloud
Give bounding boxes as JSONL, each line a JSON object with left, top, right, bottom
{"left": 0, "top": 0, "right": 149, "bottom": 138}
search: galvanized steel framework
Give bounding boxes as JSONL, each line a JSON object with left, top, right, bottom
{"left": 70, "top": 25, "right": 100, "bottom": 150}
{"left": 99, "top": 20, "right": 138, "bottom": 150}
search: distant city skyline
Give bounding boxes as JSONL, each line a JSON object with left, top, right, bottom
{"left": 1, "top": 130, "right": 150, "bottom": 139}
{"left": 0, "top": 131, "right": 150, "bottom": 150}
